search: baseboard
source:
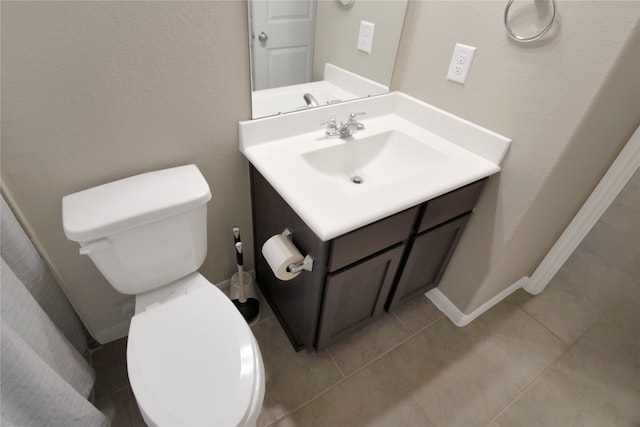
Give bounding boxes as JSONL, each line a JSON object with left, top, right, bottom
{"left": 429, "top": 128, "right": 640, "bottom": 323}
{"left": 217, "top": 277, "right": 231, "bottom": 293}
{"left": 426, "top": 277, "right": 529, "bottom": 327}
{"left": 94, "top": 320, "right": 131, "bottom": 344}
{"left": 524, "top": 125, "right": 640, "bottom": 295}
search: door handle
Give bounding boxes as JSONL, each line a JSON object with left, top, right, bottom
{"left": 258, "top": 32, "right": 268, "bottom": 42}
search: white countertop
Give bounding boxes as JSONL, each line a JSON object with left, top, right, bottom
{"left": 240, "top": 92, "right": 511, "bottom": 241}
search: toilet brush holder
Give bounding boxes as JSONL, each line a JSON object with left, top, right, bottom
{"left": 230, "top": 227, "right": 260, "bottom": 324}
{"left": 229, "top": 271, "right": 257, "bottom": 300}
{"left": 230, "top": 271, "right": 260, "bottom": 324}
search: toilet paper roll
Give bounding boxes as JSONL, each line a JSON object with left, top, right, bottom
{"left": 261, "top": 234, "right": 304, "bottom": 281}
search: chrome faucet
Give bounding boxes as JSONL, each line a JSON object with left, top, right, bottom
{"left": 319, "top": 112, "right": 365, "bottom": 138}
{"left": 303, "top": 93, "right": 319, "bottom": 107}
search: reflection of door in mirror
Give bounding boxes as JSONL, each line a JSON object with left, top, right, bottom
{"left": 250, "top": 0, "right": 317, "bottom": 91}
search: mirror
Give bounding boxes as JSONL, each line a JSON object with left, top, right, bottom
{"left": 248, "top": 0, "right": 408, "bottom": 119}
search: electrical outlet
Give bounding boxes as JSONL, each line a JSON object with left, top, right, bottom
{"left": 357, "top": 21, "right": 375, "bottom": 54}
{"left": 447, "top": 43, "right": 476, "bottom": 84}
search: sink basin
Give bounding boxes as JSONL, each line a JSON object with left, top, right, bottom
{"left": 239, "top": 92, "right": 511, "bottom": 240}
{"left": 302, "top": 130, "right": 447, "bottom": 189}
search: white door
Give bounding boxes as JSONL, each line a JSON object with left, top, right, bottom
{"left": 250, "top": 0, "right": 316, "bottom": 91}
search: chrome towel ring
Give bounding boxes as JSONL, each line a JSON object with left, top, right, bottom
{"left": 504, "top": 0, "right": 557, "bottom": 43}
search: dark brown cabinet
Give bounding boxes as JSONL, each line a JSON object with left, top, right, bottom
{"left": 250, "top": 165, "right": 486, "bottom": 351}
{"left": 316, "top": 244, "right": 404, "bottom": 349}
{"left": 386, "top": 214, "right": 471, "bottom": 310}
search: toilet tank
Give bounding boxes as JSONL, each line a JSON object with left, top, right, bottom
{"left": 63, "top": 165, "right": 212, "bottom": 295}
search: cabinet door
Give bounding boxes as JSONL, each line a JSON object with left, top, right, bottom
{"left": 316, "top": 244, "right": 404, "bottom": 350}
{"left": 387, "top": 214, "right": 471, "bottom": 310}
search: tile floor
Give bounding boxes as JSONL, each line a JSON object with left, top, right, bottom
{"left": 92, "top": 170, "right": 639, "bottom": 426}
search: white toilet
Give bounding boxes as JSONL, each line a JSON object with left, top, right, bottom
{"left": 62, "top": 164, "right": 265, "bottom": 427}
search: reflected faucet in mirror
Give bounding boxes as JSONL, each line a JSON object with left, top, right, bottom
{"left": 248, "top": 0, "right": 408, "bottom": 119}
{"left": 303, "top": 93, "right": 320, "bottom": 107}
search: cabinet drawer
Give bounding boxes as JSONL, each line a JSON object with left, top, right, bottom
{"left": 328, "top": 207, "right": 419, "bottom": 272}
{"left": 418, "top": 179, "right": 486, "bottom": 232}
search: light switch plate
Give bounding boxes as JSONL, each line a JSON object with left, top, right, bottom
{"left": 358, "top": 21, "right": 375, "bottom": 54}
{"left": 446, "top": 43, "right": 476, "bottom": 84}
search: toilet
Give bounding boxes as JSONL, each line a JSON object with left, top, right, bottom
{"left": 62, "top": 164, "right": 265, "bottom": 427}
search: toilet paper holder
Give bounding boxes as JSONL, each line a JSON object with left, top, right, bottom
{"left": 282, "top": 229, "right": 314, "bottom": 274}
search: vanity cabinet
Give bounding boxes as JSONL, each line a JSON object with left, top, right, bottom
{"left": 386, "top": 214, "right": 470, "bottom": 310}
{"left": 250, "top": 165, "right": 486, "bottom": 351}
{"left": 386, "top": 179, "right": 486, "bottom": 310}
{"left": 316, "top": 244, "right": 404, "bottom": 349}
{"left": 250, "top": 167, "right": 330, "bottom": 351}
{"left": 315, "top": 206, "right": 418, "bottom": 349}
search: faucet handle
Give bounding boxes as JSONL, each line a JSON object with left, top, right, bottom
{"left": 319, "top": 116, "right": 340, "bottom": 137}
{"left": 347, "top": 112, "right": 366, "bottom": 123}
{"left": 318, "top": 116, "right": 336, "bottom": 126}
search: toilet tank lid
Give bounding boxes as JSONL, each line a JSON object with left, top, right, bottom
{"left": 62, "top": 164, "right": 211, "bottom": 242}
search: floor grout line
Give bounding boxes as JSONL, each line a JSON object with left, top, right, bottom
{"left": 265, "top": 313, "right": 448, "bottom": 425}
{"left": 126, "top": 388, "right": 139, "bottom": 427}
{"left": 390, "top": 310, "right": 410, "bottom": 332}
{"left": 325, "top": 348, "right": 347, "bottom": 379}
{"left": 486, "top": 292, "right": 627, "bottom": 427}
{"left": 486, "top": 347, "right": 566, "bottom": 426}
{"left": 514, "top": 301, "right": 575, "bottom": 347}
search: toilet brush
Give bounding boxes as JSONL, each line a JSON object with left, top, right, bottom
{"left": 230, "top": 227, "right": 260, "bottom": 323}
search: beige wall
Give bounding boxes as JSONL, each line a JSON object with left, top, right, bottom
{"left": 313, "top": 0, "right": 407, "bottom": 85}
{"left": 2, "top": 0, "right": 638, "bottom": 344}
{"left": 392, "top": 1, "right": 640, "bottom": 313}
{"left": 1, "top": 1, "right": 253, "bottom": 342}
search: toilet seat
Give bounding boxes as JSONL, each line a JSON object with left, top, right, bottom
{"left": 127, "top": 278, "right": 262, "bottom": 427}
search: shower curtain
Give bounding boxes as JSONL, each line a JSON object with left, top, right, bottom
{"left": 1, "top": 195, "right": 108, "bottom": 426}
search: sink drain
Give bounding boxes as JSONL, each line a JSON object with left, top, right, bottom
{"left": 350, "top": 176, "right": 364, "bottom": 184}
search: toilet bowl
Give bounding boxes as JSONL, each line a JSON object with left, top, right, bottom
{"left": 62, "top": 165, "right": 265, "bottom": 426}
{"left": 128, "top": 273, "right": 264, "bottom": 427}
